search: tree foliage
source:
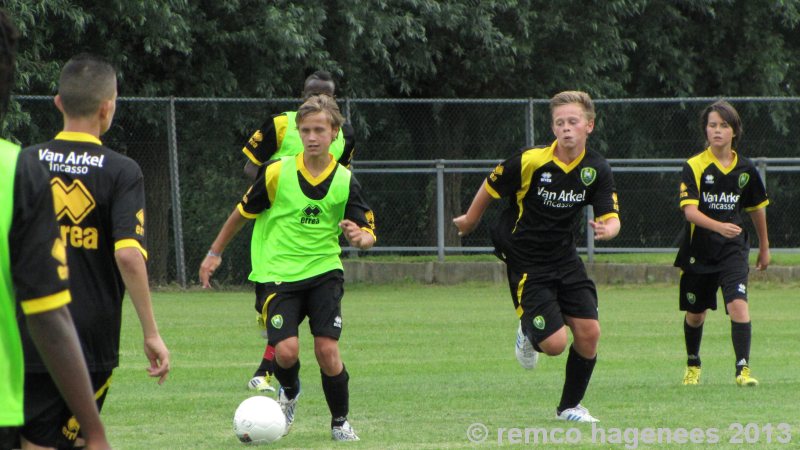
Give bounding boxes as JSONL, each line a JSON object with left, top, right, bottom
{"left": 4, "top": 0, "right": 800, "bottom": 283}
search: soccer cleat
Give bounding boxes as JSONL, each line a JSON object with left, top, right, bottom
{"left": 278, "top": 383, "right": 300, "bottom": 435}
{"left": 247, "top": 375, "right": 276, "bottom": 393}
{"left": 556, "top": 404, "right": 599, "bottom": 423}
{"left": 736, "top": 366, "right": 759, "bottom": 387}
{"left": 515, "top": 324, "right": 539, "bottom": 369}
{"left": 682, "top": 366, "right": 701, "bottom": 385}
{"left": 331, "top": 420, "right": 360, "bottom": 441}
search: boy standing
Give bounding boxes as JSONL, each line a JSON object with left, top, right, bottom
{"left": 16, "top": 53, "right": 170, "bottom": 448}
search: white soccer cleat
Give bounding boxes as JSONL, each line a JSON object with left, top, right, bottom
{"left": 331, "top": 420, "right": 360, "bottom": 441}
{"left": 515, "top": 324, "right": 539, "bottom": 369}
{"left": 278, "top": 384, "right": 300, "bottom": 436}
{"left": 247, "top": 375, "right": 276, "bottom": 393}
{"left": 556, "top": 404, "right": 599, "bottom": 422}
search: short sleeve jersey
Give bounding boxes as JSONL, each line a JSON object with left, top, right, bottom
{"left": 18, "top": 131, "right": 148, "bottom": 372}
{"left": 486, "top": 141, "right": 619, "bottom": 270}
{"left": 1, "top": 141, "right": 70, "bottom": 426}
{"left": 242, "top": 111, "right": 357, "bottom": 167}
{"left": 674, "top": 148, "right": 768, "bottom": 272}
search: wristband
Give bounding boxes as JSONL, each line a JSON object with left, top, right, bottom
{"left": 207, "top": 250, "right": 222, "bottom": 258}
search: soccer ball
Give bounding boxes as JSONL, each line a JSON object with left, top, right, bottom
{"left": 233, "top": 396, "right": 286, "bottom": 445}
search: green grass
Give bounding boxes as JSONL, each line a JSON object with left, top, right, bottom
{"left": 105, "top": 283, "right": 800, "bottom": 449}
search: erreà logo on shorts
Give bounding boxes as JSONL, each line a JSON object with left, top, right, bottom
{"left": 300, "top": 204, "right": 321, "bottom": 224}
{"left": 533, "top": 315, "right": 546, "bottom": 330}
{"left": 270, "top": 314, "right": 284, "bottom": 329}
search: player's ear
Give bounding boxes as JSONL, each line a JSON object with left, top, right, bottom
{"left": 54, "top": 95, "right": 65, "bottom": 114}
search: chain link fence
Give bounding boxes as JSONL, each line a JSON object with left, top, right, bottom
{"left": 7, "top": 96, "right": 800, "bottom": 286}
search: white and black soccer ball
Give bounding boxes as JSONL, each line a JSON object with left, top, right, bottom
{"left": 233, "top": 396, "right": 286, "bottom": 445}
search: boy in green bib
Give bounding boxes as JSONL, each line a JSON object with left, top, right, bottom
{"left": 200, "top": 94, "right": 375, "bottom": 441}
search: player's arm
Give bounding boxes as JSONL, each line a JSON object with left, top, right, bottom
{"left": 24, "top": 308, "right": 110, "bottom": 449}
{"left": 678, "top": 163, "right": 740, "bottom": 238}
{"left": 199, "top": 207, "right": 250, "bottom": 287}
{"left": 115, "top": 246, "right": 170, "bottom": 384}
{"left": 453, "top": 181, "right": 494, "bottom": 237}
{"left": 340, "top": 174, "right": 375, "bottom": 250}
{"left": 589, "top": 164, "right": 621, "bottom": 241}
{"left": 242, "top": 115, "right": 282, "bottom": 179}
{"left": 748, "top": 206, "right": 770, "bottom": 270}
{"left": 683, "top": 205, "right": 741, "bottom": 238}
{"left": 201, "top": 162, "right": 276, "bottom": 287}
{"left": 337, "top": 122, "right": 356, "bottom": 168}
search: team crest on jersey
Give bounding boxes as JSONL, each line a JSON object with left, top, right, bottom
{"left": 738, "top": 173, "right": 750, "bottom": 188}
{"left": 533, "top": 315, "right": 546, "bottom": 330}
{"left": 580, "top": 167, "right": 596, "bottom": 186}
{"left": 301, "top": 204, "right": 321, "bottom": 224}
{"left": 51, "top": 178, "right": 95, "bottom": 223}
{"left": 271, "top": 314, "right": 284, "bottom": 329}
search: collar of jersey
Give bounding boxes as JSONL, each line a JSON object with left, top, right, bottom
{"left": 703, "top": 147, "right": 738, "bottom": 175}
{"left": 55, "top": 131, "right": 102, "bottom": 146}
{"left": 549, "top": 140, "right": 586, "bottom": 173}
{"left": 296, "top": 152, "right": 336, "bottom": 186}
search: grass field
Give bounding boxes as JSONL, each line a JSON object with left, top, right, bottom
{"left": 105, "top": 282, "right": 799, "bottom": 449}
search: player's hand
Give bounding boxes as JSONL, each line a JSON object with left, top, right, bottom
{"left": 717, "top": 222, "right": 742, "bottom": 238}
{"left": 340, "top": 220, "right": 374, "bottom": 249}
{"left": 453, "top": 214, "right": 476, "bottom": 237}
{"left": 589, "top": 219, "right": 619, "bottom": 241}
{"left": 756, "top": 247, "right": 770, "bottom": 271}
{"left": 144, "top": 334, "right": 170, "bottom": 385}
{"left": 199, "top": 254, "right": 221, "bottom": 288}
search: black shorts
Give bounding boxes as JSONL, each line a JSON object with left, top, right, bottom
{"left": 18, "top": 370, "right": 112, "bottom": 448}
{"left": 255, "top": 270, "right": 345, "bottom": 346}
{"left": 679, "top": 265, "right": 749, "bottom": 313}
{"left": 507, "top": 258, "right": 599, "bottom": 346}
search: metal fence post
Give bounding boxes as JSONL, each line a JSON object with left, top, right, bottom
{"left": 436, "top": 159, "right": 445, "bottom": 262}
{"left": 756, "top": 157, "right": 767, "bottom": 186}
{"left": 167, "top": 97, "right": 187, "bottom": 287}
{"left": 526, "top": 98, "right": 535, "bottom": 147}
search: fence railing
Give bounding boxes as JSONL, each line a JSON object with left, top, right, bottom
{"left": 8, "top": 96, "right": 800, "bottom": 286}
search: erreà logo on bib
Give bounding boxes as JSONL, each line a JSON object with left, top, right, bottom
{"left": 580, "top": 167, "right": 596, "bottom": 186}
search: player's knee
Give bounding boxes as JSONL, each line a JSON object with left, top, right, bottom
{"left": 685, "top": 312, "right": 706, "bottom": 327}
{"left": 274, "top": 340, "right": 299, "bottom": 366}
{"left": 539, "top": 329, "right": 569, "bottom": 356}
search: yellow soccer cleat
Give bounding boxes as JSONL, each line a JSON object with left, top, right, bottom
{"left": 683, "top": 366, "right": 701, "bottom": 385}
{"left": 736, "top": 366, "right": 759, "bottom": 387}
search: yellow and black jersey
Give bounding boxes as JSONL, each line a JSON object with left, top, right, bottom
{"left": 241, "top": 111, "right": 357, "bottom": 167}
{"left": 675, "top": 148, "right": 768, "bottom": 272}
{"left": 10, "top": 149, "right": 71, "bottom": 315}
{"left": 239, "top": 154, "right": 374, "bottom": 232}
{"left": 18, "top": 131, "right": 147, "bottom": 372}
{"left": 486, "top": 141, "right": 619, "bottom": 270}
